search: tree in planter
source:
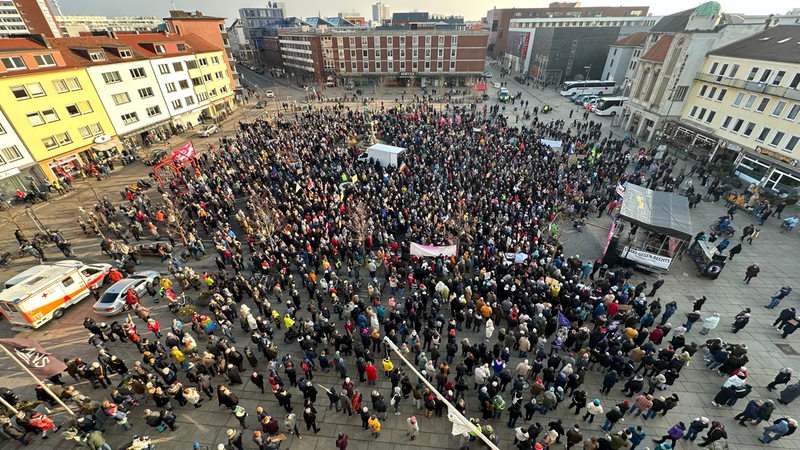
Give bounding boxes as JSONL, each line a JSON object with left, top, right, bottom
{"left": 344, "top": 198, "right": 373, "bottom": 267}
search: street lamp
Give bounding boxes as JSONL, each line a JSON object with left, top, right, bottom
{"left": 582, "top": 65, "right": 592, "bottom": 95}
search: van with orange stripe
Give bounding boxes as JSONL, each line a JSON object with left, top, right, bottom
{"left": 0, "top": 261, "right": 112, "bottom": 329}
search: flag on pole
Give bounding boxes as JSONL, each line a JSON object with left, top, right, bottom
{"left": 557, "top": 311, "right": 572, "bottom": 328}
{"left": 398, "top": 162, "right": 408, "bottom": 173}
{"left": 0, "top": 338, "right": 67, "bottom": 379}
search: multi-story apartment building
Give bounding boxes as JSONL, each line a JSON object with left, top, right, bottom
{"left": 116, "top": 33, "right": 235, "bottom": 136}
{"left": 668, "top": 25, "right": 800, "bottom": 193}
{"left": 0, "top": 107, "right": 38, "bottom": 194}
{"left": 48, "top": 36, "right": 173, "bottom": 153}
{"left": 278, "top": 29, "right": 488, "bottom": 86}
{"left": 55, "top": 15, "right": 162, "bottom": 37}
{"left": 0, "top": 36, "right": 115, "bottom": 182}
{"left": 601, "top": 31, "right": 648, "bottom": 87}
{"left": 621, "top": 2, "right": 778, "bottom": 143}
{"left": 0, "top": 0, "right": 61, "bottom": 37}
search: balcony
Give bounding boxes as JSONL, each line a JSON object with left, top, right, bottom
{"left": 695, "top": 72, "right": 800, "bottom": 100}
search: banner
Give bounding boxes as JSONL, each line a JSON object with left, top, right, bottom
{"left": 171, "top": 142, "right": 195, "bottom": 163}
{"left": 541, "top": 139, "right": 563, "bottom": 148}
{"left": 557, "top": 311, "right": 572, "bottom": 328}
{"left": 448, "top": 410, "right": 472, "bottom": 436}
{"left": 621, "top": 247, "right": 673, "bottom": 270}
{"left": 409, "top": 242, "right": 458, "bottom": 257}
{"left": 0, "top": 338, "right": 67, "bottom": 379}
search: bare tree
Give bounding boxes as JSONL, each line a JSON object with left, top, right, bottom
{"left": 344, "top": 198, "right": 372, "bottom": 265}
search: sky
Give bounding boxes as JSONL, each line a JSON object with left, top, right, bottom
{"left": 56, "top": 0, "right": 797, "bottom": 23}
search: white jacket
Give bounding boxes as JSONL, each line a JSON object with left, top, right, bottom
{"left": 703, "top": 314, "right": 720, "bottom": 329}
{"left": 585, "top": 402, "right": 604, "bottom": 415}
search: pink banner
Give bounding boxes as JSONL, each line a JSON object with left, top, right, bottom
{"left": 409, "top": 242, "right": 458, "bottom": 257}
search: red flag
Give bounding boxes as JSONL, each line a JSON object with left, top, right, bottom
{"left": 0, "top": 338, "right": 67, "bottom": 379}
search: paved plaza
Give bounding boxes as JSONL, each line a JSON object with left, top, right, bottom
{"left": 0, "top": 74, "right": 798, "bottom": 450}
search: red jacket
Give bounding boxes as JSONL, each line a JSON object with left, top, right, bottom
{"left": 365, "top": 364, "right": 378, "bottom": 381}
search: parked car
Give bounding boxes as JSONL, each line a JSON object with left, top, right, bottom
{"left": 483, "top": 71, "right": 493, "bottom": 78}
{"left": 492, "top": 82, "right": 502, "bottom": 89}
{"left": 255, "top": 101, "right": 267, "bottom": 108}
{"left": 91, "top": 271, "right": 160, "bottom": 316}
{"left": 265, "top": 90, "right": 275, "bottom": 98}
{"left": 199, "top": 124, "right": 218, "bottom": 137}
{"left": 143, "top": 149, "right": 167, "bottom": 166}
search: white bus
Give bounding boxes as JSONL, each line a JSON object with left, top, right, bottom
{"left": 593, "top": 96, "right": 629, "bottom": 116}
{"left": 560, "top": 80, "right": 616, "bottom": 97}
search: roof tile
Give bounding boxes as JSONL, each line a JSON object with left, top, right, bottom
{"left": 640, "top": 35, "right": 674, "bottom": 63}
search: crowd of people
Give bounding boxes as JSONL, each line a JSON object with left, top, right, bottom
{"left": 0, "top": 97, "right": 797, "bottom": 450}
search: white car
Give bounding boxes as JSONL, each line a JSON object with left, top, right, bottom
{"left": 91, "top": 271, "right": 160, "bottom": 316}
{"left": 492, "top": 82, "right": 502, "bottom": 89}
{"left": 265, "top": 90, "right": 275, "bottom": 98}
{"left": 199, "top": 124, "right": 218, "bottom": 137}
{"left": 483, "top": 71, "right": 493, "bottom": 78}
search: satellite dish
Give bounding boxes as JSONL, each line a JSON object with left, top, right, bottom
{"left": 94, "top": 134, "right": 112, "bottom": 144}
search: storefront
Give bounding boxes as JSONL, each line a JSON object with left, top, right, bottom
{"left": 47, "top": 153, "right": 86, "bottom": 181}
{"left": 90, "top": 135, "right": 123, "bottom": 164}
{"left": 120, "top": 121, "right": 175, "bottom": 152}
{"left": 734, "top": 147, "right": 800, "bottom": 194}
{"left": 0, "top": 167, "right": 31, "bottom": 198}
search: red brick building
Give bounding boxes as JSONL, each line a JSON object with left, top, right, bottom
{"left": 278, "top": 29, "right": 488, "bottom": 87}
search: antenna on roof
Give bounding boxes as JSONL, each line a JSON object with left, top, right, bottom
{"left": 50, "top": 0, "right": 63, "bottom": 16}
{"left": 171, "top": 1, "right": 176, "bottom": 10}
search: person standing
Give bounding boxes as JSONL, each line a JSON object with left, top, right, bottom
{"left": 368, "top": 415, "right": 381, "bottom": 438}
{"left": 744, "top": 264, "right": 760, "bottom": 283}
{"left": 728, "top": 243, "right": 742, "bottom": 260}
{"left": 767, "top": 368, "right": 793, "bottom": 391}
{"left": 697, "top": 422, "right": 727, "bottom": 447}
{"left": 760, "top": 418, "right": 790, "bottom": 444}
{"left": 86, "top": 429, "right": 113, "bottom": 450}
{"left": 747, "top": 227, "right": 761, "bottom": 245}
{"left": 302, "top": 406, "right": 320, "bottom": 433}
{"left": 565, "top": 424, "right": 583, "bottom": 450}
{"left": 406, "top": 416, "right": 419, "bottom": 440}
{"left": 653, "top": 422, "right": 685, "bottom": 447}
{"left": 336, "top": 432, "right": 348, "bottom": 450}
{"left": 285, "top": 413, "right": 301, "bottom": 439}
{"left": 778, "top": 382, "right": 800, "bottom": 405}
{"left": 683, "top": 417, "right": 709, "bottom": 442}
{"left": 766, "top": 286, "right": 793, "bottom": 309}
{"left": 647, "top": 276, "right": 665, "bottom": 297}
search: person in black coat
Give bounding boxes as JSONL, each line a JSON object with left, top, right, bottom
{"left": 251, "top": 372, "right": 265, "bottom": 393}
{"left": 226, "top": 364, "right": 243, "bottom": 385}
{"left": 767, "top": 368, "right": 793, "bottom": 391}
{"left": 302, "top": 406, "right": 320, "bottom": 433}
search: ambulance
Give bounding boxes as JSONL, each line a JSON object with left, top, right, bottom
{"left": 0, "top": 261, "right": 112, "bottom": 328}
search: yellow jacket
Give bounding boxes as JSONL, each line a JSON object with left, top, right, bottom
{"left": 368, "top": 417, "right": 381, "bottom": 432}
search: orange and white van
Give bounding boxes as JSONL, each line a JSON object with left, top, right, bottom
{"left": 0, "top": 261, "right": 112, "bottom": 328}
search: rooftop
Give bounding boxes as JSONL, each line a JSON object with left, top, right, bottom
{"left": 116, "top": 33, "right": 221, "bottom": 58}
{"left": 611, "top": 31, "right": 648, "bottom": 47}
{"left": 709, "top": 24, "right": 800, "bottom": 65}
{"left": 639, "top": 35, "right": 674, "bottom": 63}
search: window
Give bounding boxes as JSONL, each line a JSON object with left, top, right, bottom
{"left": 196, "top": 92, "right": 208, "bottom": 102}
{"left": 10, "top": 85, "right": 28, "bottom": 100}
{"left": 756, "top": 98, "right": 770, "bottom": 112}
{"left": 339, "top": 61, "right": 345, "bottom": 70}
{"left": 26, "top": 112, "right": 44, "bottom": 126}
{"left": 721, "top": 116, "right": 732, "bottom": 129}
{"left": 728, "top": 64, "right": 739, "bottom": 78}
{"left": 450, "top": 48, "right": 457, "bottom": 58}
{"left": 707, "top": 87, "right": 717, "bottom": 99}
{"left": 88, "top": 51, "right": 105, "bottom": 61}
{"left": 165, "top": 82, "right": 176, "bottom": 92}
{"left": 697, "top": 84, "right": 707, "bottom": 97}
{"left": 742, "top": 122, "right": 755, "bottom": 137}
{"left": 158, "top": 63, "right": 170, "bottom": 74}
{"left": 0, "top": 145, "right": 22, "bottom": 162}
{"left": 387, "top": 61, "right": 393, "bottom": 71}
{"left": 790, "top": 73, "right": 800, "bottom": 89}
{"left": 211, "top": 56, "right": 219, "bottom": 64}
{"left": 129, "top": 67, "right": 146, "bottom": 79}
{"left": 119, "top": 49, "right": 132, "bottom": 58}
{"left": 375, "top": 61, "right": 381, "bottom": 70}
{"left": 756, "top": 127, "right": 771, "bottom": 142}
{"left": 198, "top": 58, "right": 208, "bottom": 66}
{"left": 771, "top": 100, "right": 787, "bottom": 117}
{"left": 179, "top": 80, "right": 189, "bottom": 89}
{"left": 138, "top": 87, "right": 154, "bottom": 98}
{"left": 732, "top": 92, "right": 744, "bottom": 107}
{"left": 76, "top": 101, "right": 92, "bottom": 114}
{"left": 450, "top": 61, "right": 456, "bottom": 70}
{"left": 732, "top": 118, "right": 744, "bottom": 132}
{"left": 112, "top": 92, "right": 131, "bottom": 105}
{"left": 709, "top": 62, "right": 718, "bottom": 74}
{"left": 363, "top": 61, "right": 368, "bottom": 70}
{"left": 672, "top": 86, "right": 688, "bottom": 102}
{"left": 772, "top": 70, "right": 786, "bottom": 86}
{"left": 697, "top": 108, "right": 706, "bottom": 121}
{"left": 78, "top": 125, "right": 92, "bottom": 139}
{"left": 770, "top": 131, "right": 785, "bottom": 147}
{"left": 173, "top": 61, "right": 183, "bottom": 71}
{"left": 746, "top": 67, "right": 759, "bottom": 81}
{"left": 171, "top": 99, "right": 182, "bottom": 109}
{"left": 351, "top": 61, "right": 357, "bottom": 71}
{"left": 350, "top": 49, "right": 356, "bottom": 58}
{"left": 400, "top": 49, "right": 405, "bottom": 58}
{"left": 716, "top": 89, "right": 727, "bottom": 102}
{"left": 56, "top": 132, "right": 71, "bottom": 145}
{"left": 176, "top": 44, "right": 186, "bottom": 52}
{"left": 185, "top": 60, "right": 197, "bottom": 70}
{"left": 399, "top": 36, "right": 405, "bottom": 46}
{"left": 184, "top": 96, "right": 195, "bottom": 106}
{"left": 375, "top": 49, "right": 381, "bottom": 58}
{"left": 785, "top": 136, "right": 799, "bottom": 152}
{"left": 424, "top": 49, "right": 431, "bottom": 58}
{"left": 155, "top": 45, "right": 166, "bottom": 54}
{"left": 438, "top": 48, "right": 443, "bottom": 58}
{"left": 362, "top": 50, "right": 368, "bottom": 58}
{"left": 759, "top": 69, "right": 772, "bottom": 83}
{"left": 102, "top": 71, "right": 122, "bottom": 83}
{"left": 412, "top": 61, "right": 418, "bottom": 70}
{"left": 744, "top": 95, "right": 756, "bottom": 109}
{"left": 412, "top": 49, "right": 418, "bottom": 58}
{"left": 425, "top": 36, "right": 431, "bottom": 46}
{"left": 66, "top": 104, "right": 80, "bottom": 116}
{"left": 146, "top": 106, "right": 161, "bottom": 117}
{"left": 62, "top": 276, "right": 74, "bottom": 287}
{"left": 120, "top": 112, "right": 139, "bottom": 125}
{"left": 438, "top": 35, "right": 444, "bottom": 46}
{"left": 53, "top": 79, "right": 68, "bottom": 93}
{"left": 191, "top": 77, "right": 202, "bottom": 87}
{"left": 689, "top": 106, "right": 698, "bottom": 117}
{"left": 705, "top": 111, "right": 715, "bottom": 123}
{"left": 2, "top": 56, "right": 26, "bottom": 70}
{"left": 67, "top": 78, "right": 81, "bottom": 90}
{"left": 399, "top": 62, "right": 405, "bottom": 71}
{"left": 203, "top": 74, "right": 212, "bottom": 82}
{"left": 42, "top": 136, "right": 58, "bottom": 149}
{"left": 786, "top": 104, "right": 800, "bottom": 121}
{"left": 33, "top": 54, "right": 55, "bottom": 67}
{"left": 424, "top": 61, "right": 430, "bottom": 70}
{"left": 215, "top": 71, "right": 224, "bottom": 80}
{"left": 451, "top": 35, "right": 458, "bottom": 45}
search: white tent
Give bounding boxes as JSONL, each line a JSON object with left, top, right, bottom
{"left": 365, "top": 143, "right": 405, "bottom": 168}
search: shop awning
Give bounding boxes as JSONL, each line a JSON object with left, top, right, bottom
{"left": 92, "top": 138, "right": 122, "bottom": 152}
{"left": 619, "top": 183, "right": 692, "bottom": 240}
